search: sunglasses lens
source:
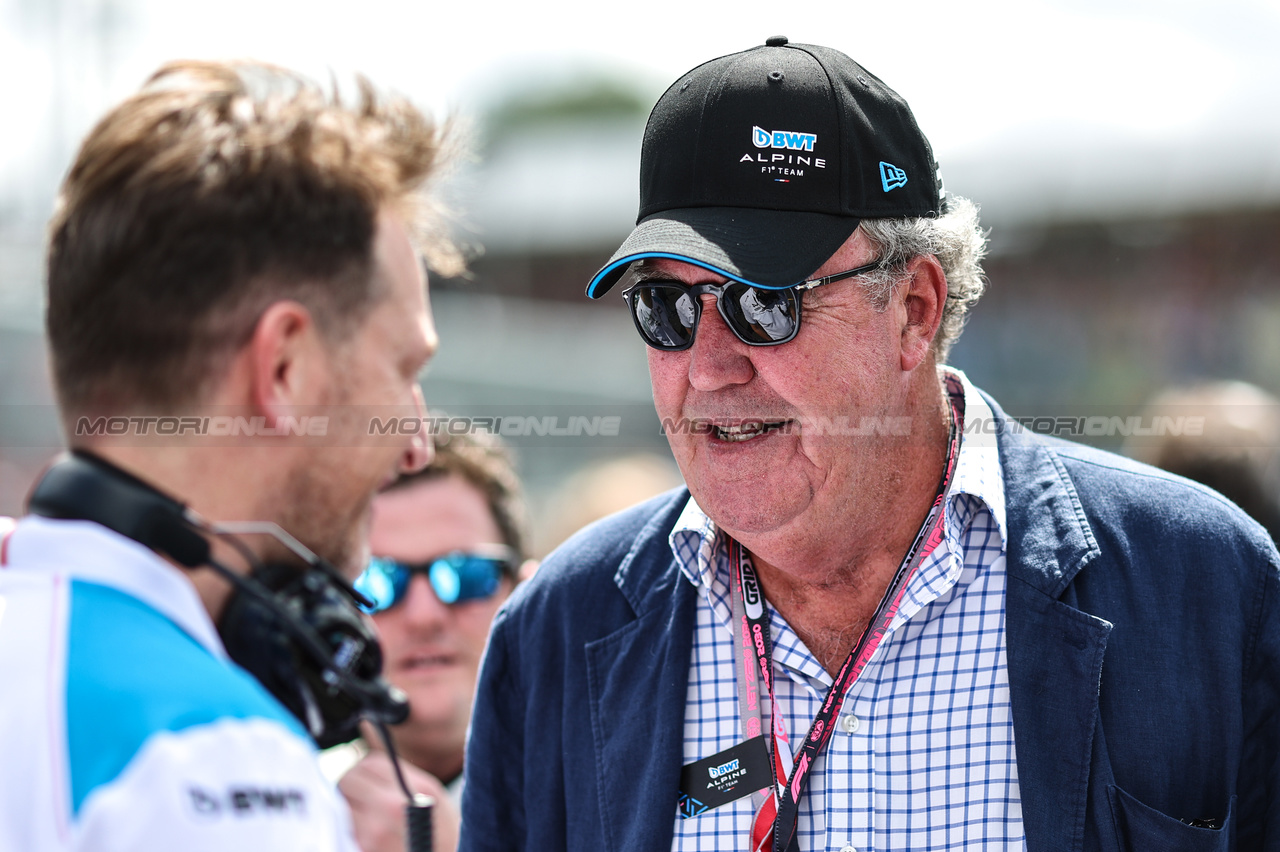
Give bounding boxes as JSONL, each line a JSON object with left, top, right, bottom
{"left": 630, "top": 285, "right": 697, "bottom": 350}
{"left": 429, "top": 553, "right": 505, "bottom": 605}
{"left": 428, "top": 560, "right": 461, "bottom": 604}
{"left": 720, "top": 285, "right": 798, "bottom": 343}
{"left": 354, "top": 557, "right": 409, "bottom": 613}
{"left": 627, "top": 281, "right": 799, "bottom": 349}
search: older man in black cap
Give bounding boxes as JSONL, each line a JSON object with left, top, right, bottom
{"left": 461, "top": 38, "right": 1280, "bottom": 852}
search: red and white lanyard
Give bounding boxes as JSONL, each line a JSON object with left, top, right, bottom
{"left": 730, "top": 379, "right": 965, "bottom": 852}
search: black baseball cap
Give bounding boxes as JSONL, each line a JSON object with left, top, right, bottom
{"left": 586, "top": 37, "right": 944, "bottom": 299}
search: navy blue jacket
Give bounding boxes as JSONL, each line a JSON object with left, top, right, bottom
{"left": 462, "top": 395, "right": 1280, "bottom": 852}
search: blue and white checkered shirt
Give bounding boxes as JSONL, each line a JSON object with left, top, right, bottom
{"left": 670, "top": 369, "right": 1025, "bottom": 852}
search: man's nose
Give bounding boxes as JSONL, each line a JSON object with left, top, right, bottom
{"left": 400, "top": 573, "right": 451, "bottom": 625}
{"left": 687, "top": 294, "right": 754, "bottom": 391}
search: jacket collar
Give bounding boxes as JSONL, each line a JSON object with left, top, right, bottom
{"left": 586, "top": 487, "right": 697, "bottom": 852}
{"left": 984, "top": 389, "right": 1113, "bottom": 852}
{"left": 611, "top": 486, "right": 694, "bottom": 615}
{"left": 984, "top": 390, "right": 1101, "bottom": 596}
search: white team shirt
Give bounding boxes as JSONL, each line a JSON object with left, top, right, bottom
{"left": 0, "top": 516, "right": 359, "bottom": 852}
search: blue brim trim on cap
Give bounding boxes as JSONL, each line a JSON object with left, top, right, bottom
{"left": 586, "top": 252, "right": 796, "bottom": 300}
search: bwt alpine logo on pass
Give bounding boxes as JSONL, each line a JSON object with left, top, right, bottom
{"left": 708, "top": 758, "right": 740, "bottom": 779}
{"left": 752, "top": 126, "right": 817, "bottom": 151}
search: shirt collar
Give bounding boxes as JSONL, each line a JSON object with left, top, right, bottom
{"left": 671, "top": 497, "right": 717, "bottom": 588}
{"left": 946, "top": 367, "right": 1008, "bottom": 546}
{"left": 5, "top": 515, "right": 228, "bottom": 659}
{"left": 670, "top": 368, "right": 1008, "bottom": 589}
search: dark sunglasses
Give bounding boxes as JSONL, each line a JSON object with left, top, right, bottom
{"left": 353, "top": 546, "right": 515, "bottom": 613}
{"left": 620, "top": 259, "right": 883, "bottom": 351}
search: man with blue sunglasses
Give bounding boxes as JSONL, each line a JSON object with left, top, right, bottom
{"left": 463, "top": 37, "right": 1280, "bottom": 852}
{"left": 331, "top": 432, "right": 529, "bottom": 852}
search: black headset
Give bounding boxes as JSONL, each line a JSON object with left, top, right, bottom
{"left": 27, "top": 450, "right": 409, "bottom": 748}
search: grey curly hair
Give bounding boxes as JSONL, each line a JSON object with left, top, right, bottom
{"left": 855, "top": 196, "right": 989, "bottom": 362}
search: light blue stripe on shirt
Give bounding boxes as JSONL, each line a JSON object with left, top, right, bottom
{"left": 65, "top": 579, "right": 305, "bottom": 815}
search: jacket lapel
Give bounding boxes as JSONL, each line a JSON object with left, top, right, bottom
{"left": 990, "top": 394, "right": 1114, "bottom": 852}
{"left": 1005, "top": 568, "right": 1113, "bottom": 852}
{"left": 585, "top": 491, "right": 697, "bottom": 852}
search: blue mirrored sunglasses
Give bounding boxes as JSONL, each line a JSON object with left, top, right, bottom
{"left": 353, "top": 546, "right": 516, "bottom": 613}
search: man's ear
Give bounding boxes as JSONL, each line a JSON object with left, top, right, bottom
{"left": 898, "top": 255, "right": 948, "bottom": 372}
{"left": 247, "top": 300, "right": 330, "bottom": 420}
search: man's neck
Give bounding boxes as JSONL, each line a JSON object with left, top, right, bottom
{"left": 76, "top": 442, "right": 279, "bottom": 621}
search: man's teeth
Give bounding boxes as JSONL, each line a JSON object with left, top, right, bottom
{"left": 713, "top": 422, "right": 781, "bottom": 442}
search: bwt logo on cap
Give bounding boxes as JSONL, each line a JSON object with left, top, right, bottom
{"left": 753, "top": 126, "right": 817, "bottom": 152}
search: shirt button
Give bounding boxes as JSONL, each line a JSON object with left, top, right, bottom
{"left": 840, "top": 845, "right": 858, "bottom": 852}
{"left": 838, "top": 714, "right": 860, "bottom": 734}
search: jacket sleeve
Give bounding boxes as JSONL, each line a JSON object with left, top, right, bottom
{"left": 459, "top": 608, "right": 527, "bottom": 852}
{"left": 1238, "top": 550, "right": 1280, "bottom": 850}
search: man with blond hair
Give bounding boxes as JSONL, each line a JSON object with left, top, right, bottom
{"left": 0, "top": 60, "right": 458, "bottom": 850}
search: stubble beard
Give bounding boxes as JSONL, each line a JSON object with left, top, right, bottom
{"left": 270, "top": 359, "right": 369, "bottom": 575}
{"left": 275, "top": 450, "right": 370, "bottom": 575}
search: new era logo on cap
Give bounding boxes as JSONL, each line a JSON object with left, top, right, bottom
{"left": 880, "top": 161, "right": 908, "bottom": 192}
